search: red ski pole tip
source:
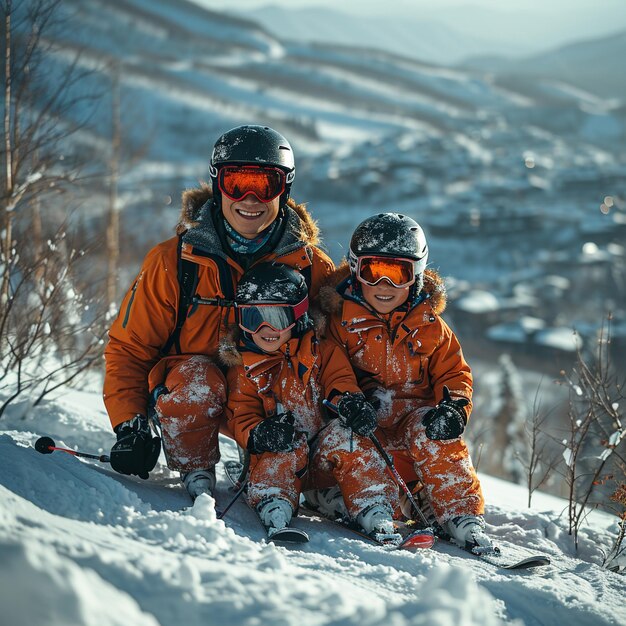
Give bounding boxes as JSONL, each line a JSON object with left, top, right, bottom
{"left": 35, "top": 436, "right": 56, "bottom": 454}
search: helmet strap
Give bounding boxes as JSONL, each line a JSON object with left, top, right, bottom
{"left": 280, "top": 184, "right": 291, "bottom": 207}
{"left": 211, "top": 179, "right": 222, "bottom": 209}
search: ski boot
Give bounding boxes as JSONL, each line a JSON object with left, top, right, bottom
{"left": 444, "top": 514, "right": 496, "bottom": 555}
{"left": 357, "top": 503, "right": 402, "bottom": 545}
{"left": 302, "top": 486, "right": 348, "bottom": 520}
{"left": 257, "top": 497, "right": 308, "bottom": 544}
{"left": 181, "top": 468, "right": 216, "bottom": 501}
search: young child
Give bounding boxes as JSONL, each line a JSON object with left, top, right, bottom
{"left": 221, "top": 262, "right": 401, "bottom": 541}
{"left": 321, "top": 213, "right": 490, "bottom": 550}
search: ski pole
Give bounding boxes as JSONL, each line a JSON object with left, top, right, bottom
{"left": 34, "top": 436, "right": 110, "bottom": 463}
{"left": 322, "top": 399, "right": 432, "bottom": 529}
{"left": 217, "top": 475, "right": 249, "bottom": 520}
{"left": 367, "top": 433, "right": 432, "bottom": 529}
{"left": 217, "top": 448, "right": 250, "bottom": 520}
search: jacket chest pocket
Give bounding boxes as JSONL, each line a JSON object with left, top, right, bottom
{"left": 346, "top": 335, "right": 367, "bottom": 360}
{"left": 408, "top": 355, "right": 428, "bottom": 387}
{"left": 395, "top": 337, "right": 427, "bottom": 386}
{"left": 349, "top": 341, "right": 381, "bottom": 378}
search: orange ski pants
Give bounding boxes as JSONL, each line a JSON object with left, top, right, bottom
{"left": 379, "top": 406, "right": 484, "bottom": 522}
{"left": 148, "top": 355, "right": 229, "bottom": 472}
{"left": 247, "top": 419, "right": 400, "bottom": 517}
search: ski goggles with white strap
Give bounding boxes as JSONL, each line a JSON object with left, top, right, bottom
{"left": 238, "top": 296, "right": 309, "bottom": 335}
{"left": 355, "top": 256, "right": 416, "bottom": 289}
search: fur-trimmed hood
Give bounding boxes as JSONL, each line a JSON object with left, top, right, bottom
{"left": 176, "top": 184, "right": 320, "bottom": 257}
{"left": 318, "top": 261, "right": 447, "bottom": 318}
{"left": 218, "top": 329, "right": 243, "bottom": 368}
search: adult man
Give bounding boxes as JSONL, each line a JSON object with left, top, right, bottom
{"left": 103, "top": 125, "right": 334, "bottom": 499}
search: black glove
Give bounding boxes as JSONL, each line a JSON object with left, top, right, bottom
{"left": 248, "top": 411, "right": 296, "bottom": 454}
{"left": 110, "top": 415, "right": 161, "bottom": 479}
{"left": 364, "top": 387, "right": 382, "bottom": 412}
{"left": 422, "top": 386, "right": 469, "bottom": 440}
{"left": 337, "top": 392, "right": 378, "bottom": 437}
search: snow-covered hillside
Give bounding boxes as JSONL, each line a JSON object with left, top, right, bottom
{"left": 35, "top": 0, "right": 625, "bottom": 298}
{"left": 1, "top": 379, "right": 624, "bottom": 626}
{"left": 27, "top": 0, "right": 625, "bottom": 297}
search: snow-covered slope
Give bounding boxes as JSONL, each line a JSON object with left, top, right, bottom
{"left": 1, "top": 380, "right": 624, "bottom": 626}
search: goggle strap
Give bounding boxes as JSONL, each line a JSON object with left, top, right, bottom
{"left": 291, "top": 295, "right": 309, "bottom": 321}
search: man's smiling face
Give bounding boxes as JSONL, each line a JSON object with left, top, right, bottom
{"left": 221, "top": 193, "right": 281, "bottom": 239}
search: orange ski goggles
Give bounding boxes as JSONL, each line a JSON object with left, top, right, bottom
{"left": 356, "top": 256, "right": 416, "bottom": 289}
{"left": 218, "top": 165, "right": 286, "bottom": 203}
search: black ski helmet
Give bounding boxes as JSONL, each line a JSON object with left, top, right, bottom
{"left": 210, "top": 125, "right": 296, "bottom": 205}
{"left": 236, "top": 262, "right": 311, "bottom": 335}
{"left": 349, "top": 213, "right": 429, "bottom": 293}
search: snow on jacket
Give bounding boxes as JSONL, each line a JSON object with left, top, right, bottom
{"left": 221, "top": 329, "right": 362, "bottom": 450}
{"left": 103, "top": 186, "right": 334, "bottom": 429}
{"left": 320, "top": 263, "right": 473, "bottom": 429}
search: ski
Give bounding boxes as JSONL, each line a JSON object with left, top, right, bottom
{"left": 452, "top": 540, "right": 551, "bottom": 570}
{"left": 267, "top": 527, "right": 310, "bottom": 544}
{"left": 433, "top": 526, "right": 552, "bottom": 570}
{"left": 299, "top": 504, "right": 434, "bottom": 550}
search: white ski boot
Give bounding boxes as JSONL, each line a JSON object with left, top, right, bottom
{"left": 302, "top": 486, "right": 348, "bottom": 520}
{"left": 257, "top": 498, "right": 308, "bottom": 543}
{"left": 181, "top": 468, "right": 216, "bottom": 501}
{"left": 444, "top": 515, "right": 495, "bottom": 554}
{"left": 258, "top": 497, "right": 293, "bottom": 536}
{"left": 356, "top": 503, "right": 402, "bottom": 544}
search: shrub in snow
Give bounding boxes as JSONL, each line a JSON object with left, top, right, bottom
{"left": 556, "top": 317, "right": 625, "bottom": 553}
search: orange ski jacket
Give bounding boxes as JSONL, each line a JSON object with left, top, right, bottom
{"left": 103, "top": 186, "right": 334, "bottom": 429}
{"left": 321, "top": 265, "right": 473, "bottom": 429}
{"left": 221, "top": 330, "right": 362, "bottom": 450}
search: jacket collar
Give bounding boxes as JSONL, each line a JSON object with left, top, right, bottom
{"left": 336, "top": 280, "right": 434, "bottom": 346}
{"left": 239, "top": 331, "right": 317, "bottom": 387}
{"left": 181, "top": 199, "right": 309, "bottom": 262}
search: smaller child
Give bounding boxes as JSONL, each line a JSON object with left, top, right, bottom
{"left": 323, "top": 213, "right": 491, "bottom": 550}
{"left": 222, "top": 262, "right": 400, "bottom": 541}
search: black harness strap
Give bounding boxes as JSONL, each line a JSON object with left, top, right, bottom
{"left": 160, "top": 237, "right": 199, "bottom": 357}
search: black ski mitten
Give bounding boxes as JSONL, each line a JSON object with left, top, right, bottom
{"left": 110, "top": 415, "right": 161, "bottom": 479}
{"left": 337, "top": 392, "right": 378, "bottom": 437}
{"left": 248, "top": 411, "right": 296, "bottom": 454}
{"left": 422, "top": 386, "right": 469, "bottom": 440}
{"left": 363, "top": 387, "right": 383, "bottom": 411}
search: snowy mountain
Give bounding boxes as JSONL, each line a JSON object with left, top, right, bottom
{"left": 235, "top": 3, "right": 626, "bottom": 67}
{"left": 464, "top": 30, "right": 626, "bottom": 100}
{"left": 233, "top": 5, "right": 532, "bottom": 66}
{"left": 41, "top": 0, "right": 626, "bottom": 260}
{"left": 1, "top": 380, "right": 625, "bottom": 626}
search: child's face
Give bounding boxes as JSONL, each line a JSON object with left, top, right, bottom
{"left": 250, "top": 325, "right": 293, "bottom": 353}
{"left": 361, "top": 279, "right": 410, "bottom": 314}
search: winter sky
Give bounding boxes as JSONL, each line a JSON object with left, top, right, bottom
{"left": 196, "top": 0, "right": 626, "bottom": 51}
